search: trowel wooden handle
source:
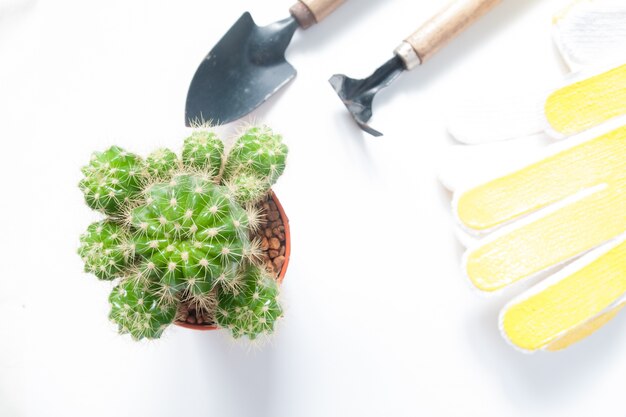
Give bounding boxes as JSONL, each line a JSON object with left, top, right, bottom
{"left": 397, "top": 0, "right": 501, "bottom": 69}
{"left": 290, "top": 0, "right": 346, "bottom": 29}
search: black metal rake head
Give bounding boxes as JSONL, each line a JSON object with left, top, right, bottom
{"left": 329, "top": 56, "right": 405, "bottom": 137}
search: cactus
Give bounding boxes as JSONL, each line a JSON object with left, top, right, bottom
{"left": 145, "top": 148, "right": 179, "bottom": 179}
{"left": 79, "top": 146, "right": 144, "bottom": 216}
{"left": 78, "top": 126, "right": 288, "bottom": 341}
{"left": 223, "top": 126, "right": 288, "bottom": 204}
{"left": 78, "top": 221, "right": 130, "bottom": 280}
{"left": 130, "top": 174, "right": 250, "bottom": 306}
{"left": 215, "top": 264, "right": 282, "bottom": 339}
{"left": 181, "top": 131, "right": 224, "bottom": 177}
{"left": 109, "top": 278, "right": 177, "bottom": 340}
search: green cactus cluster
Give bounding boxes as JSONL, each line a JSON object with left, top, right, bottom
{"left": 78, "top": 126, "right": 288, "bottom": 341}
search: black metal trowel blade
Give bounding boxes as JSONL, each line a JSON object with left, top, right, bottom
{"left": 185, "top": 12, "right": 299, "bottom": 126}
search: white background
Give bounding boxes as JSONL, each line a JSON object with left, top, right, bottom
{"left": 3, "top": 0, "right": 626, "bottom": 416}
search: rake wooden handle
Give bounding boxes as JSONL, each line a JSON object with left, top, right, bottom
{"left": 397, "top": 0, "right": 501, "bottom": 69}
{"left": 290, "top": 0, "right": 346, "bottom": 29}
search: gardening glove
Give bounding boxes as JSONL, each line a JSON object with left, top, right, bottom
{"left": 446, "top": 0, "right": 626, "bottom": 145}
{"left": 442, "top": 0, "right": 626, "bottom": 353}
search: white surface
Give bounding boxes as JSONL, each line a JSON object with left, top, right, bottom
{"left": 2, "top": 0, "right": 626, "bottom": 416}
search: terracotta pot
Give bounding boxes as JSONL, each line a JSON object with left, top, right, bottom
{"left": 175, "top": 190, "right": 291, "bottom": 331}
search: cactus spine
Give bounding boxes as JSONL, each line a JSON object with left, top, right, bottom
{"left": 78, "top": 126, "right": 288, "bottom": 340}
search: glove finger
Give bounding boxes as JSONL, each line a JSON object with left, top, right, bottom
{"left": 545, "top": 303, "right": 624, "bottom": 352}
{"left": 458, "top": 125, "right": 626, "bottom": 291}
{"left": 446, "top": 87, "right": 550, "bottom": 145}
{"left": 545, "top": 63, "right": 626, "bottom": 136}
{"left": 448, "top": 62, "right": 626, "bottom": 145}
{"left": 553, "top": 0, "right": 626, "bottom": 72}
{"left": 500, "top": 237, "right": 626, "bottom": 352}
{"left": 455, "top": 125, "right": 626, "bottom": 233}
{"left": 465, "top": 186, "right": 626, "bottom": 292}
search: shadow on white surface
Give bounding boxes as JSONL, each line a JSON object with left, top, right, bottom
{"left": 330, "top": 111, "right": 381, "bottom": 180}
{"left": 435, "top": 181, "right": 466, "bottom": 259}
{"left": 0, "top": 0, "right": 37, "bottom": 17}
{"left": 191, "top": 331, "right": 279, "bottom": 417}
{"left": 467, "top": 301, "right": 626, "bottom": 410}
{"left": 550, "top": 39, "right": 571, "bottom": 74}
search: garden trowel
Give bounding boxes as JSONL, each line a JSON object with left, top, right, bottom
{"left": 185, "top": 0, "right": 346, "bottom": 126}
{"left": 330, "top": 0, "right": 501, "bottom": 136}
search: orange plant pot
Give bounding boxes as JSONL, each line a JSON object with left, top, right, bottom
{"left": 175, "top": 190, "right": 291, "bottom": 331}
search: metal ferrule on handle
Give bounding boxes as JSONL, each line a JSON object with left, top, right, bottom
{"left": 395, "top": 0, "right": 501, "bottom": 70}
{"left": 290, "top": 0, "right": 346, "bottom": 29}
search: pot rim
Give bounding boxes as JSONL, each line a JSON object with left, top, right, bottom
{"left": 174, "top": 189, "right": 290, "bottom": 331}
